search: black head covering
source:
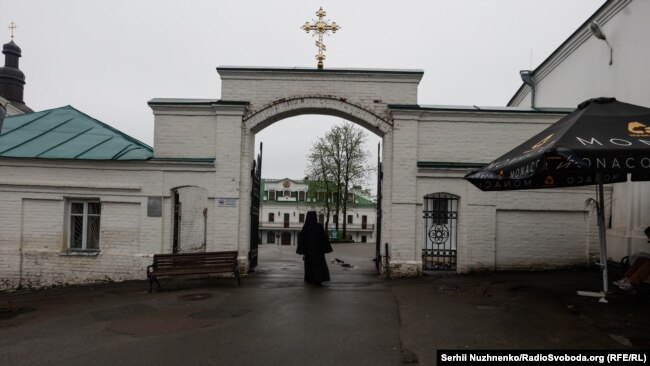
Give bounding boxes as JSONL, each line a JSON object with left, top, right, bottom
{"left": 303, "top": 211, "right": 319, "bottom": 229}
{"left": 297, "top": 211, "right": 332, "bottom": 255}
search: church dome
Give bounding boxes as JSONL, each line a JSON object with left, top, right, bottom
{"left": 0, "top": 65, "right": 24, "bottom": 81}
{"left": 2, "top": 41, "right": 21, "bottom": 57}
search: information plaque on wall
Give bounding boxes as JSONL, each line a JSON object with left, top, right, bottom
{"left": 218, "top": 198, "right": 237, "bottom": 207}
{"left": 147, "top": 197, "right": 163, "bottom": 217}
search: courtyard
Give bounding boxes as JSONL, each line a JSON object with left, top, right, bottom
{"left": 0, "top": 243, "right": 648, "bottom": 365}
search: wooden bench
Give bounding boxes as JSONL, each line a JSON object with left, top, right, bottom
{"left": 147, "top": 251, "right": 241, "bottom": 292}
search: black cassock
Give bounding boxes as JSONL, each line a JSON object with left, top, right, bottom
{"left": 296, "top": 212, "right": 333, "bottom": 284}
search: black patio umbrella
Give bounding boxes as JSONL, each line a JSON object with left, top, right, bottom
{"left": 464, "top": 97, "right": 650, "bottom": 302}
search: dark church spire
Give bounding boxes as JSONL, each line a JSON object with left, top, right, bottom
{"left": 0, "top": 22, "right": 32, "bottom": 113}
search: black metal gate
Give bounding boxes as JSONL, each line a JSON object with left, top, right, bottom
{"left": 422, "top": 193, "right": 458, "bottom": 270}
{"left": 172, "top": 190, "right": 181, "bottom": 254}
{"left": 375, "top": 143, "right": 383, "bottom": 275}
{"left": 249, "top": 143, "right": 262, "bottom": 271}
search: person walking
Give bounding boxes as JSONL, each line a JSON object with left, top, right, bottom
{"left": 297, "top": 211, "right": 333, "bottom": 286}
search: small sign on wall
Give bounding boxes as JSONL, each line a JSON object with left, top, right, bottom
{"left": 147, "top": 197, "right": 163, "bottom": 217}
{"left": 218, "top": 198, "right": 237, "bottom": 207}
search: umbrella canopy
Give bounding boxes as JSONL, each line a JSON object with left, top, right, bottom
{"left": 465, "top": 97, "right": 650, "bottom": 191}
{"left": 464, "top": 97, "right": 650, "bottom": 302}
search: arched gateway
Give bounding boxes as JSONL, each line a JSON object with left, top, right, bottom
{"left": 0, "top": 42, "right": 608, "bottom": 288}
{"left": 151, "top": 67, "right": 425, "bottom": 276}
{"left": 149, "top": 66, "right": 597, "bottom": 278}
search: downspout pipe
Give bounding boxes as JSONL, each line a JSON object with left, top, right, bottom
{"left": 519, "top": 70, "right": 536, "bottom": 108}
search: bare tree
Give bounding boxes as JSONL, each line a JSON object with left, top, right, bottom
{"left": 339, "top": 123, "right": 370, "bottom": 239}
{"left": 305, "top": 122, "right": 370, "bottom": 240}
{"left": 306, "top": 141, "right": 335, "bottom": 230}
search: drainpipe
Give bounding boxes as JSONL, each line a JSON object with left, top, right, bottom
{"left": 519, "top": 70, "right": 536, "bottom": 108}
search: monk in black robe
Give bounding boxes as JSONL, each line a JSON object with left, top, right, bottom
{"left": 296, "top": 211, "right": 333, "bottom": 285}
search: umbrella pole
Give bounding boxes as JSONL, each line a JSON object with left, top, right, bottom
{"left": 596, "top": 174, "right": 609, "bottom": 302}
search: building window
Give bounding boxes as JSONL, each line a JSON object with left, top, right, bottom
{"left": 318, "top": 214, "right": 324, "bottom": 224}
{"left": 298, "top": 191, "right": 306, "bottom": 201}
{"left": 299, "top": 213, "right": 305, "bottom": 223}
{"left": 283, "top": 190, "right": 290, "bottom": 197}
{"left": 347, "top": 215, "right": 353, "bottom": 224}
{"left": 269, "top": 190, "right": 276, "bottom": 201}
{"left": 317, "top": 192, "right": 326, "bottom": 202}
{"left": 269, "top": 213, "right": 275, "bottom": 222}
{"left": 267, "top": 231, "right": 275, "bottom": 244}
{"left": 69, "top": 201, "right": 101, "bottom": 250}
{"left": 333, "top": 215, "right": 338, "bottom": 224}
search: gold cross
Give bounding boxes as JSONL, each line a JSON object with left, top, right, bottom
{"left": 301, "top": 7, "right": 340, "bottom": 69}
{"left": 8, "top": 21, "right": 16, "bottom": 40}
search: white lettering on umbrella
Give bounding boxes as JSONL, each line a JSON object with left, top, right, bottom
{"left": 610, "top": 138, "right": 633, "bottom": 146}
{"left": 597, "top": 158, "right": 607, "bottom": 169}
{"left": 509, "top": 160, "right": 539, "bottom": 178}
{"left": 611, "top": 158, "right": 621, "bottom": 168}
{"left": 556, "top": 160, "right": 574, "bottom": 169}
{"left": 582, "top": 158, "right": 592, "bottom": 167}
{"left": 642, "top": 158, "right": 650, "bottom": 169}
{"left": 626, "top": 158, "right": 636, "bottom": 168}
{"left": 639, "top": 139, "right": 650, "bottom": 146}
{"left": 576, "top": 137, "right": 603, "bottom": 146}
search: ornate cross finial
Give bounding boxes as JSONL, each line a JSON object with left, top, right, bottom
{"left": 301, "top": 7, "right": 340, "bottom": 69}
{"left": 8, "top": 21, "right": 17, "bottom": 40}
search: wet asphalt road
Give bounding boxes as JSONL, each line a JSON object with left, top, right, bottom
{"left": 1, "top": 243, "right": 648, "bottom": 366}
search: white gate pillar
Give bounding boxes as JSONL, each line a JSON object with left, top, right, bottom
{"left": 385, "top": 110, "right": 421, "bottom": 277}
{"left": 212, "top": 104, "right": 251, "bottom": 270}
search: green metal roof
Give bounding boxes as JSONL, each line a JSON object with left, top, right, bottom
{"left": 0, "top": 106, "right": 152, "bottom": 160}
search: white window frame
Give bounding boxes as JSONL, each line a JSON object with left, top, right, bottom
{"left": 68, "top": 200, "right": 101, "bottom": 251}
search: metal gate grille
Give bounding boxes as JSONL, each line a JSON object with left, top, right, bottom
{"left": 423, "top": 193, "right": 458, "bottom": 270}
{"left": 375, "top": 143, "right": 382, "bottom": 275}
{"left": 249, "top": 143, "right": 262, "bottom": 271}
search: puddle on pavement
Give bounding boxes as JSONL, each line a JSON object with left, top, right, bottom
{"left": 509, "top": 285, "right": 531, "bottom": 292}
{"left": 178, "top": 293, "right": 213, "bottom": 301}
{"left": 0, "top": 307, "right": 35, "bottom": 320}
{"left": 106, "top": 310, "right": 215, "bottom": 337}
{"left": 191, "top": 306, "right": 251, "bottom": 320}
{"left": 431, "top": 285, "right": 464, "bottom": 294}
{"left": 0, "top": 307, "right": 36, "bottom": 328}
{"left": 91, "top": 303, "right": 156, "bottom": 321}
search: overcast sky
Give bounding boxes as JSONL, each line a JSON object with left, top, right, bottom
{"left": 2, "top": 0, "right": 604, "bottom": 186}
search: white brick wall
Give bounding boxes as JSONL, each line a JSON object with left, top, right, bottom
{"left": 0, "top": 158, "right": 217, "bottom": 289}
{"left": 413, "top": 109, "right": 608, "bottom": 274}
{"left": 218, "top": 68, "right": 422, "bottom": 121}
{"left": 0, "top": 68, "right": 614, "bottom": 287}
{"left": 152, "top": 108, "right": 217, "bottom": 159}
